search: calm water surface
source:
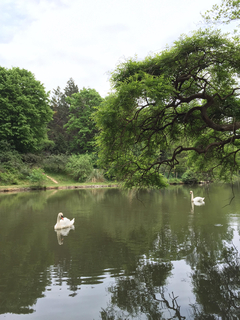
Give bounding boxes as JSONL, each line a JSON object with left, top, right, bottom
{"left": 0, "top": 184, "right": 240, "bottom": 319}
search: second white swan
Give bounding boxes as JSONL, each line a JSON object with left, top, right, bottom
{"left": 190, "top": 190, "right": 205, "bottom": 203}
{"left": 54, "top": 212, "right": 75, "bottom": 230}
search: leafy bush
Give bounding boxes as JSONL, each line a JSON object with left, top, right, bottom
{"left": 168, "top": 177, "right": 182, "bottom": 184}
{"left": 42, "top": 154, "right": 69, "bottom": 173}
{"left": 89, "top": 153, "right": 98, "bottom": 168}
{"left": 181, "top": 170, "right": 199, "bottom": 184}
{"left": 0, "top": 170, "right": 18, "bottom": 185}
{"left": 0, "top": 150, "right": 23, "bottom": 172}
{"left": 18, "top": 166, "right": 32, "bottom": 180}
{"left": 21, "top": 153, "right": 43, "bottom": 167}
{"left": 0, "top": 147, "right": 36, "bottom": 183}
{"left": 27, "top": 168, "right": 47, "bottom": 186}
{"left": 66, "top": 154, "right": 93, "bottom": 182}
{"left": 87, "top": 169, "right": 105, "bottom": 182}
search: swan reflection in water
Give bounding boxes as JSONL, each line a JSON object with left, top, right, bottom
{"left": 191, "top": 199, "right": 205, "bottom": 213}
{"left": 55, "top": 225, "right": 75, "bottom": 245}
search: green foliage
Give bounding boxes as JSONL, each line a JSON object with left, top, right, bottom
{"left": 0, "top": 67, "right": 53, "bottom": 153}
{"left": 0, "top": 170, "right": 19, "bottom": 185}
{"left": 21, "top": 153, "right": 42, "bottom": 167}
{"left": 66, "top": 154, "right": 93, "bottom": 182}
{"left": 18, "top": 166, "right": 32, "bottom": 180}
{"left": 201, "top": 0, "right": 240, "bottom": 25}
{"left": 181, "top": 170, "right": 199, "bottom": 184}
{"left": 42, "top": 154, "right": 69, "bottom": 173}
{"left": 27, "top": 168, "right": 47, "bottom": 186}
{"left": 167, "top": 177, "right": 182, "bottom": 184}
{"left": 87, "top": 168, "right": 106, "bottom": 182}
{"left": 0, "top": 149, "right": 22, "bottom": 171}
{"left": 48, "top": 78, "right": 79, "bottom": 154}
{"left": 0, "top": 143, "right": 33, "bottom": 183}
{"left": 65, "top": 87, "right": 103, "bottom": 153}
{"left": 94, "top": 29, "right": 240, "bottom": 188}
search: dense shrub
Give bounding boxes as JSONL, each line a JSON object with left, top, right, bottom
{"left": 0, "top": 170, "right": 18, "bottom": 185}
{"left": 87, "top": 169, "right": 105, "bottom": 182}
{"left": 21, "top": 153, "right": 43, "bottom": 167}
{"left": 42, "top": 154, "right": 69, "bottom": 173}
{"left": 27, "top": 168, "right": 47, "bottom": 186}
{"left": 0, "top": 150, "right": 23, "bottom": 171}
{"left": 18, "top": 166, "right": 32, "bottom": 180}
{"left": 66, "top": 154, "right": 93, "bottom": 182}
{"left": 0, "top": 144, "right": 25, "bottom": 183}
{"left": 181, "top": 170, "right": 199, "bottom": 184}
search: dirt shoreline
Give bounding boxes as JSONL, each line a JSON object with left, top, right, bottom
{"left": 0, "top": 181, "right": 209, "bottom": 193}
{"left": 0, "top": 184, "right": 119, "bottom": 193}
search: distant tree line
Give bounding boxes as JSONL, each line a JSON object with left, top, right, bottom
{"left": 0, "top": 69, "right": 104, "bottom": 185}
{"left": 48, "top": 78, "right": 103, "bottom": 155}
{"left": 0, "top": 68, "right": 103, "bottom": 156}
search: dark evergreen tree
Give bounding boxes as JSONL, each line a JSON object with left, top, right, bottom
{"left": 48, "top": 78, "right": 79, "bottom": 154}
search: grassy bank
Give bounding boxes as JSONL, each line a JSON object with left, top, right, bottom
{"left": 0, "top": 171, "right": 118, "bottom": 193}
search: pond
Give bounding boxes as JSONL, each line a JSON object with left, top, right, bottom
{"left": 0, "top": 183, "right": 240, "bottom": 319}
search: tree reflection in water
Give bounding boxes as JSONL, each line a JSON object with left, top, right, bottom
{"left": 100, "top": 258, "right": 187, "bottom": 319}
{"left": 2, "top": 187, "right": 240, "bottom": 319}
{"left": 101, "top": 243, "right": 240, "bottom": 320}
{"left": 191, "top": 243, "right": 240, "bottom": 319}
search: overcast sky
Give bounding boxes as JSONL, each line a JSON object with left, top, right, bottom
{"left": 0, "top": 0, "right": 220, "bottom": 97}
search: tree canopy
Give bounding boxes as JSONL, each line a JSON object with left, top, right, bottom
{"left": 94, "top": 29, "right": 240, "bottom": 188}
{"left": 0, "top": 67, "right": 53, "bottom": 153}
{"left": 65, "top": 87, "right": 103, "bottom": 153}
{"left": 48, "top": 78, "right": 79, "bottom": 154}
{"left": 201, "top": 0, "right": 240, "bottom": 25}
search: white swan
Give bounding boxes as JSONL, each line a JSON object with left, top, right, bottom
{"left": 190, "top": 190, "right": 205, "bottom": 203}
{"left": 54, "top": 212, "right": 75, "bottom": 230}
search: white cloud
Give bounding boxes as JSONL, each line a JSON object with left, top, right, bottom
{"left": 0, "top": 0, "right": 221, "bottom": 97}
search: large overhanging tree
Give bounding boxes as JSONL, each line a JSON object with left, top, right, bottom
{"left": 94, "top": 29, "right": 240, "bottom": 188}
{"left": 201, "top": 0, "right": 240, "bottom": 26}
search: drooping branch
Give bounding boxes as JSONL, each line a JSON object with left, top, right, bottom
{"left": 131, "top": 134, "right": 240, "bottom": 176}
{"left": 95, "top": 29, "right": 240, "bottom": 188}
